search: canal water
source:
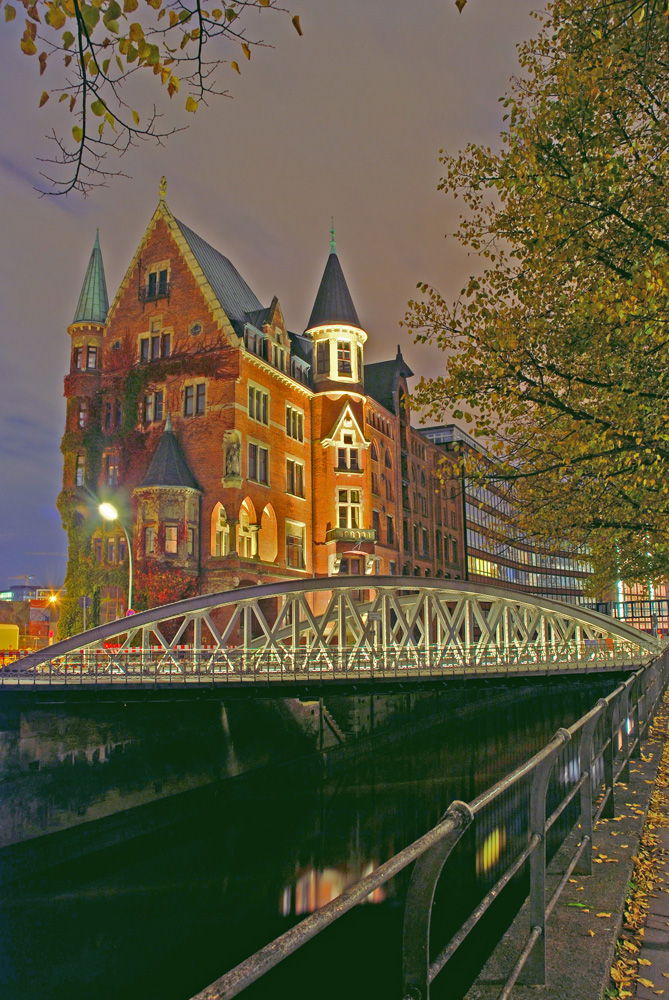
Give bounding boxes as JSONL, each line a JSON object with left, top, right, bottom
{"left": 0, "top": 677, "right": 618, "bottom": 1000}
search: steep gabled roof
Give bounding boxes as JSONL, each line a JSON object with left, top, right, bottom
{"left": 175, "top": 219, "right": 263, "bottom": 327}
{"left": 73, "top": 230, "right": 109, "bottom": 324}
{"left": 364, "top": 346, "right": 414, "bottom": 414}
{"left": 138, "top": 415, "right": 201, "bottom": 491}
{"left": 306, "top": 251, "right": 362, "bottom": 331}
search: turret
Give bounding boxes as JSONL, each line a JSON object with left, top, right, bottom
{"left": 304, "top": 225, "right": 367, "bottom": 393}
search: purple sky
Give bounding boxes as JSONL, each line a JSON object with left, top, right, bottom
{"left": 0, "top": 0, "right": 536, "bottom": 591}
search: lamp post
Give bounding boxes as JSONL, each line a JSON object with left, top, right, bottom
{"left": 99, "top": 502, "right": 133, "bottom": 613}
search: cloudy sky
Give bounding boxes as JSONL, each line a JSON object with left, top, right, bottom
{"left": 0, "top": 0, "right": 537, "bottom": 591}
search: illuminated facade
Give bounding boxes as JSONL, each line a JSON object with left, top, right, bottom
{"left": 58, "top": 187, "right": 467, "bottom": 624}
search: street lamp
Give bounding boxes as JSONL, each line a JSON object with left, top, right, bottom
{"left": 99, "top": 502, "right": 133, "bottom": 613}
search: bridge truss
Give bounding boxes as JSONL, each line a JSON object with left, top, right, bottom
{"left": 4, "top": 578, "right": 660, "bottom": 689}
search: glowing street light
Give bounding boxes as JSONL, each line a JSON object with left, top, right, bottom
{"left": 99, "top": 502, "right": 133, "bottom": 613}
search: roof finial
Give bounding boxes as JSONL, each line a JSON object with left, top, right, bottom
{"left": 330, "top": 217, "right": 336, "bottom": 254}
{"left": 159, "top": 175, "right": 167, "bottom": 202}
{"left": 164, "top": 411, "right": 172, "bottom": 432}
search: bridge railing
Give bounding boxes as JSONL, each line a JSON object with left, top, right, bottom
{"left": 0, "top": 638, "right": 653, "bottom": 686}
{"left": 187, "top": 645, "right": 669, "bottom": 1000}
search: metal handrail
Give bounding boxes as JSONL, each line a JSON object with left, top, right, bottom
{"left": 186, "top": 644, "right": 669, "bottom": 1000}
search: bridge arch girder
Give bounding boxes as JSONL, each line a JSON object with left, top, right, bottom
{"left": 14, "top": 577, "right": 660, "bottom": 677}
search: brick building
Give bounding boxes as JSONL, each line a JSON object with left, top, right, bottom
{"left": 58, "top": 184, "right": 466, "bottom": 630}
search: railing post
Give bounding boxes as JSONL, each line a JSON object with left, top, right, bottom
{"left": 620, "top": 687, "right": 631, "bottom": 784}
{"left": 602, "top": 699, "right": 616, "bottom": 820}
{"left": 402, "top": 801, "right": 474, "bottom": 1000}
{"left": 521, "top": 728, "right": 571, "bottom": 985}
{"left": 575, "top": 707, "right": 603, "bottom": 875}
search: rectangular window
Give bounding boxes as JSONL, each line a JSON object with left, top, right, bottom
{"left": 422, "top": 528, "right": 429, "bottom": 557}
{"left": 140, "top": 338, "right": 149, "bottom": 362}
{"left": 143, "top": 394, "right": 153, "bottom": 423}
{"left": 195, "top": 383, "right": 206, "bottom": 416}
{"left": 187, "top": 526, "right": 196, "bottom": 557}
{"left": 286, "top": 459, "right": 304, "bottom": 497}
{"left": 105, "top": 454, "right": 119, "bottom": 487}
{"left": 286, "top": 521, "right": 305, "bottom": 569}
{"left": 78, "top": 400, "right": 87, "bottom": 429}
{"left": 154, "top": 390, "right": 163, "bottom": 422}
{"left": 114, "top": 399, "right": 122, "bottom": 427}
{"left": 413, "top": 525, "right": 419, "bottom": 552}
{"left": 371, "top": 471, "right": 379, "bottom": 495}
{"left": 94, "top": 539, "right": 102, "bottom": 562}
{"left": 248, "top": 386, "right": 269, "bottom": 425}
{"left": 144, "top": 526, "right": 155, "bottom": 555}
{"left": 106, "top": 538, "right": 115, "bottom": 563}
{"left": 151, "top": 335, "right": 161, "bottom": 360}
{"left": 75, "top": 454, "right": 85, "bottom": 487}
{"left": 337, "top": 488, "right": 361, "bottom": 529}
{"left": 286, "top": 406, "right": 304, "bottom": 442}
{"left": 249, "top": 443, "right": 269, "bottom": 484}
{"left": 184, "top": 385, "right": 194, "bottom": 417}
{"left": 444, "top": 537, "right": 449, "bottom": 563}
{"left": 372, "top": 509, "right": 380, "bottom": 536}
{"left": 148, "top": 272, "right": 157, "bottom": 297}
{"left": 118, "top": 538, "right": 126, "bottom": 562}
{"left": 73, "top": 347, "right": 84, "bottom": 370}
{"left": 337, "top": 341, "right": 352, "bottom": 374}
{"left": 150, "top": 318, "right": 161, "bottom": 334}
{"left": 86, "top": 346, "right": 98, "bottom": 370}
{"left": 387, "top": 515, "right": 394, "bottom": 545}
{"left": 385, "top": 479, "right": 393, "bottom": 501}
{"left": 403, "top": 519, "right": 410, "bottom": 551}
{"left": 165, "top": 525, "right": 178, "bottom": 555}
{"left": 317, "top": 342, "right": 329, "bottom": 374}
{"left": 158, "top": 269, "right": 168, "bottom": 295}
{"left": 452, "top": 539, "right": 458, "bottom": 563}
{"left": 161, "top": 333, "right": 171, "bottom": 358}
{"left": 451, "top": 511, "right": 457, "bottom": 529}
{"left": 337, "top": 442, "right": 360, "bottom": 470}
{"left": 389, "top": 560, "right": 397, "bottom": 575}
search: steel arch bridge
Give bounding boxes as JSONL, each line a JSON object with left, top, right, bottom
{"left": 2, "top": 578, "right": 661, "bottom": 691}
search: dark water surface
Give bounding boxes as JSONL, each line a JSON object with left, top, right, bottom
{"left": 0, "top": 679, "right": 618, "bottom": 1000}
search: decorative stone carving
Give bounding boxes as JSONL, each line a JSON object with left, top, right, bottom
{"left": 222, "top": 431, "right": 243, "bottom": 487}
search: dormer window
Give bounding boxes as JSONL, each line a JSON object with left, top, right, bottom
{"left": 337, "top": 433, "right": 360, "bottom": 471}
{"left": 141, "top": 263, "right": 170, "bottom": 303}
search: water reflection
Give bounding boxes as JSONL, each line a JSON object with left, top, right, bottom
{"left": 0, "top": 678, "right": 620, "bottom": 1000}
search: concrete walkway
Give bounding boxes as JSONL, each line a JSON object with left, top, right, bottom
{"left": 465, "top": 704, "right": 669, "bottom": 1000}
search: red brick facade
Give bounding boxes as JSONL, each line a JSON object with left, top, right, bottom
{"left": 59, "top": 194, "right": 465, "bottom": 623}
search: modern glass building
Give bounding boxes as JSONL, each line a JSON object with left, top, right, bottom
{"left": 420, "top": 425, "right": 593, "bottom": 604}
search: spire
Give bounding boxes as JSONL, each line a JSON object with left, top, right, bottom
{"left": 306, "top": 243, "right": 361, "bottom": 331}
{"left": 72, "top": 229, "right": 109, "bottom": 324}
{"left": 138, "top": 418, "right": 201, "bottom": 491}
{"left": 330, "top": 218, "right": 336, "bottom": 254}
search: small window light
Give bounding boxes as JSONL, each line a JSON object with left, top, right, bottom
{"left": 112, "top": 340, "right": 121, "bottom": 351}
{"left": 190, "top": 322, "right": 202, "bottom": 336}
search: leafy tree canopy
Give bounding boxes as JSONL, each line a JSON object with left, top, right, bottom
{"left": 3, "top": 0, "right": 302, "bottom": 194}
{"left": 405, "top": 0, "right": 669, "bottom": 593}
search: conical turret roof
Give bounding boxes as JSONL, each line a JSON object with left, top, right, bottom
{"left": 138, "top": 415, "right": 201, "bottom": 491}
{"left": 306, "top": 249, "right": 361, "bottom": 331}
{"left": 73, "top": 230, "right": 109, "bottom": 324}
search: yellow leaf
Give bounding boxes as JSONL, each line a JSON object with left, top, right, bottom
{"left": 587, "top": 929, "right": 595, "bottom": 936}
{"left": 212, "top": 7, "right": 222, "bottom": 17}
{"left": 128, "top": 21, "right": 143, "bottom": 41}
{"left": 258, "top": 0, "right": 269, "bottom": 5}
{"left": 185, "top": 95, "right": 198, "bottom": 112}
{"left": 639, "top": 959, "right": 652, "bottom": 966}
{"left": 123, "top": 0, "right": 138, "bottom": 10}
{"left": 132, "top": 109, "right": 140, "bottom": 125}
{"left": 241, "top": 41, "right": 250, "bottom": 59}
{"left": 72, "top": 125, "right": 83, "bottom": 142}
{"left": 231, "top": 60, "right": 240, "bottom": 73}
{"left": 455, "top": 0, "right": 466, "bottom": 11}
{"left": 596, "top": 912, "right": 611, "bottom": 918}
{"left": 4, "top": 4, "right": 16, "bottom": 21}
{"left": 21, "top": 37, "right": 37, "bottom": 56}
{"left": 39, "top": 90, "right": 49, "bottom": 107}
{"left": 291, "top": 14, "right": 302, "bottom": 35}
{"left": 639, "top": 979, "right": 656, "bottom": 989}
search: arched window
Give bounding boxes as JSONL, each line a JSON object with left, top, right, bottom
{"left": 385, "top": 450, "right": 392, "bottom": 469}
{"left": 237, "top": 497, "right": 258, "bottom": 559}
{"left": 370, "top": 442, "right": 378, "bottom": 462}
{"left": 211, "top": 503, "right": 230, "bottom": 557}
{"left": 258, "top": 504, "right": 278, "bottom": 563}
